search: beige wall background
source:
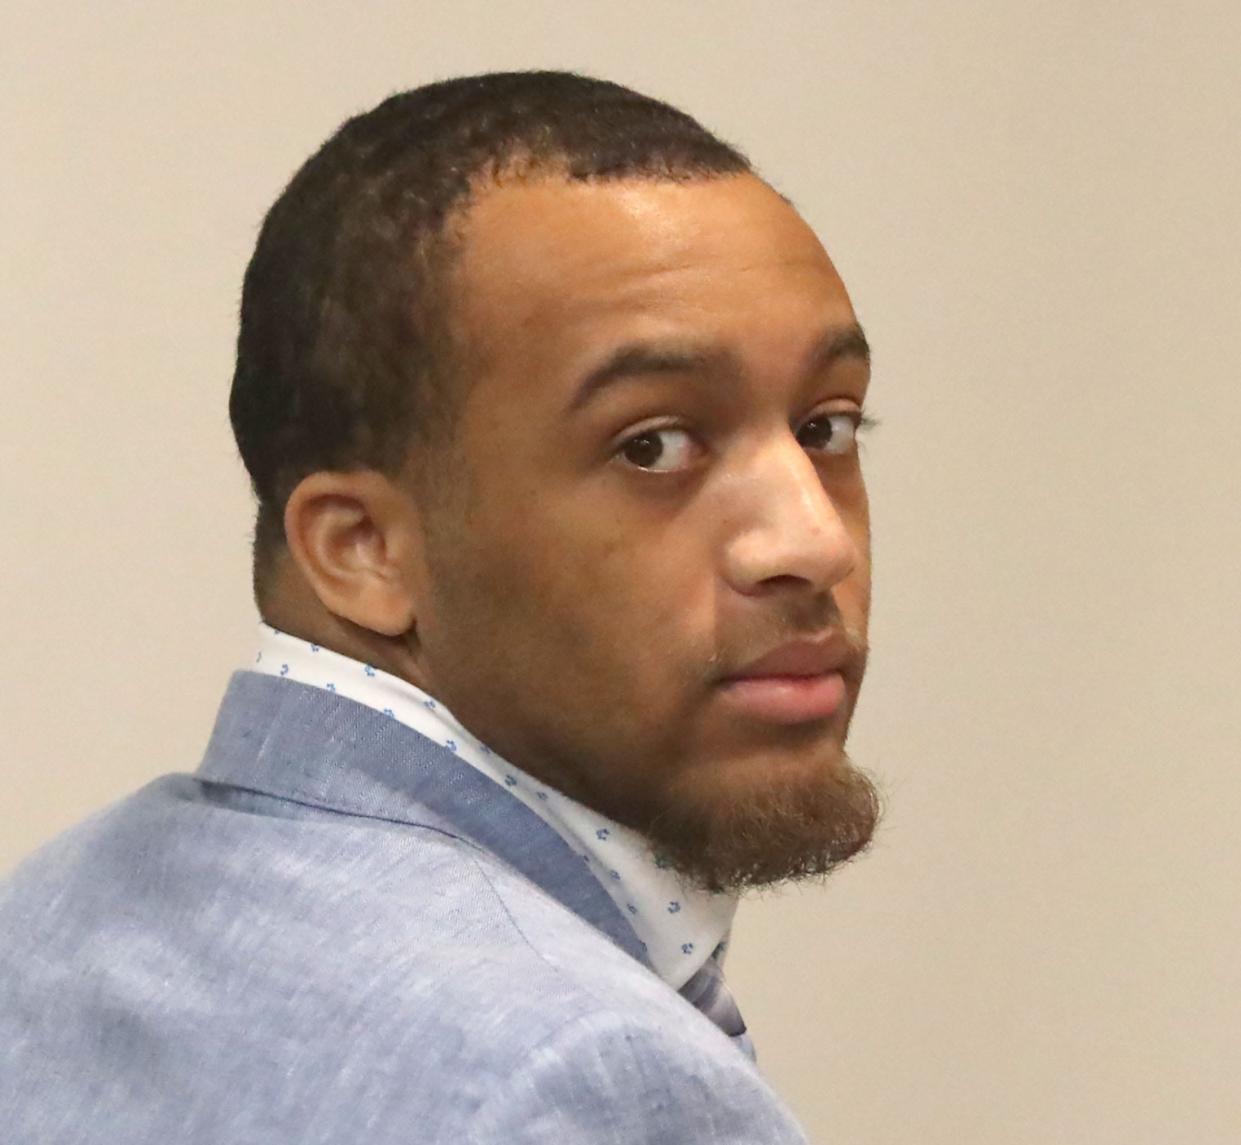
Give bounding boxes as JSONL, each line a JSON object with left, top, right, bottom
{"left": 3, "top": 2, "right": 1238, "bottom": 1141}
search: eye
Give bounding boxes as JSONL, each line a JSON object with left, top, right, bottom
{"left": 796, "top": 412, "right": 860, "bottom": 456}
{"left": 618, "top": 427, "right": 698, "bottom": 472}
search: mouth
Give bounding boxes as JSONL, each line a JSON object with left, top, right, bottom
{"left": 713, "top": 633, "right": 860, "bottom": 724}
{"left": 716, "top": 671, "right": 847, "bottom": 724}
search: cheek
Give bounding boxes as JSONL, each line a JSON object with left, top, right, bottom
{"left": 530, "top": 521, "right": 709, "bottom": 692}
{"left": 840, "top": 556, "right": 873, "bottom": 648}
{"left": 850, "top": 573, "right": 872, "bottom": 640}
{"left": 449, "top": 512, "right": 628, "bottom": 663}
{"left": 843, "top": 484, "right": 872, "bottom": 618}
{"left": 428, "top": 452, "right": 714, "bottom": 690}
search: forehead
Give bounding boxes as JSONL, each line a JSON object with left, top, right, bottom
{"left": 445, "top": 173, "right": 855, "bottom": 377}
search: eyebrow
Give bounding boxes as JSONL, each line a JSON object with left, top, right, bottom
{"left": 567, "top": 322, "right": 871, "bottom": 414}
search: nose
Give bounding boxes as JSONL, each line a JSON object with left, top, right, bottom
{"left": 720, "top": 436, "right": 859, "bottom": 597}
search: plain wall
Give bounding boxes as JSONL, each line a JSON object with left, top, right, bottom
{"left": 3, "top": 3, "right": 1239, "bottom": 1141}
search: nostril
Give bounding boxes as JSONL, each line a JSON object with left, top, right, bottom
{"left": 758, "top": 574, "right": 811, "bottom": 593}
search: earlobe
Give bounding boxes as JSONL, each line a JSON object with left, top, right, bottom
{"left": 282, "top": 471, "right": 419, "bottom": 637}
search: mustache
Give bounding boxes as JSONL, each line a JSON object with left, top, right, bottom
{"left": 701, "top": 614, "right": 869, "bottom": 685}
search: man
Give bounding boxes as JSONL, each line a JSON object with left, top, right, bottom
{"left": 0, "top": 70, "right": 879, "bottom": 1142}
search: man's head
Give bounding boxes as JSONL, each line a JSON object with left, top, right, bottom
{"left": 230, "top": 70, "right": 880, "bottom": 892}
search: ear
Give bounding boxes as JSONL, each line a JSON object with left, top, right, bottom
{"left": 282, "top": 470, "right": 422, "bottom": 637}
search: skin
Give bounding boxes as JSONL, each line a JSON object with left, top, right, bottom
{"left": 269, "top": 171, "right": 875, "bottom": 886}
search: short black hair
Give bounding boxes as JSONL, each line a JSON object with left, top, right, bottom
{"left": 228, "top": 69, "right": 754, "bottom": 604}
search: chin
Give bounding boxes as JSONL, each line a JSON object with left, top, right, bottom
{"left": 637, "top": 738, "right": 881, "bottom": 894}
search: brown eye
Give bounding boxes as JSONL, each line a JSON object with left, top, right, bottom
{"left": 619, "top": 427, "right": 696, "bottom": 472}
{"left": 796, "top": 413, "right": 857, "bottom": 455}
{"left": 622, "top": 433, "right": 664, "bottom": 468}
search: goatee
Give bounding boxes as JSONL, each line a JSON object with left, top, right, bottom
{"left": 640, "top": 749, "right": 882, "bottom": 894}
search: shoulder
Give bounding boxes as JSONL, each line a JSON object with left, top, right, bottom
{"left": 0, "top": 770, "right": 619, "bottom": 1019}
{"left": 0, "top": 775, "right": 805, "bottom": 1142}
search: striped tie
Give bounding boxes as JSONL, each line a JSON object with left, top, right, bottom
{"left": 679, "top": 943, "right": 756, "bottom": 1061}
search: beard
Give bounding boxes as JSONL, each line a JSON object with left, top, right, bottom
{"left": 637, "top": 744, "right": 881, "bottom": 894}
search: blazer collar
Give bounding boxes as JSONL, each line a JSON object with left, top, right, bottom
{"left": 196, "top": 671, "right": 651, "bottom": 969}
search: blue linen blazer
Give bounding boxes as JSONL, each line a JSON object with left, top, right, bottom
{"left": 0, "top": 672, "right": 810, "bottom": 1143}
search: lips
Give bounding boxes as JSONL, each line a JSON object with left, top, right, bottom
{"left": 715, "top": 635, "right": 859, "bottom": 724}
{"left": 724, "top": 636, "right": 854, "bottom": 681}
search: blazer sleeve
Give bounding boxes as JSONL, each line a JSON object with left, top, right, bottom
{"left": 463, "top": 1008, "right": 811, "bottom": 1144}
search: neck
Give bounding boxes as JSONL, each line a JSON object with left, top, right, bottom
{"left": 260, "top": 569, "right": 427, "bottom": 690}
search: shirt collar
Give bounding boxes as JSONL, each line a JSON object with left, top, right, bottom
{"left": 248, "top": 623, "right": 737, "bottom": 989}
